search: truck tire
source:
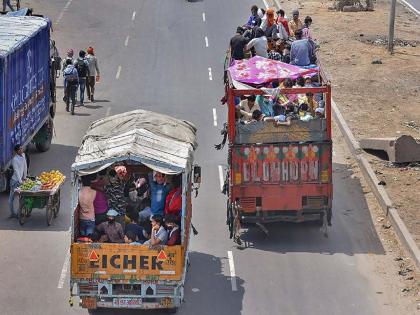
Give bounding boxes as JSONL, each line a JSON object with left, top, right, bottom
{"left": 35, "top": 119, "right": 53, "bottom": 152}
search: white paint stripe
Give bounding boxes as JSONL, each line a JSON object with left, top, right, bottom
{"left": 212, "top": 108, "right": 218, "bottom": 126}
{"left": 398, "top": 0, "right": 420, "bottom": 15}
{"left": 205, "top": 36, "right": 209, "bottom": 47}
{"left": 227, "top": 251, "right": 238, "bottom": 291}
{"left": 57, "top": 249, "right": 71, "bottom": 289}
{"left": 218, "top": 165, "right": 224, "bottom": 192}
{"left": 262, "top": 0, "right": 269, "bottom": 9}
{"left": 116, "top": 66, "right": 122, "bottom": 80}
{"left": 106, "top": 107, "right": 111, "bottom": 117}
{"left": 132, "top": 11, "right": 137, "bottom": 21}
{"left": 208, "top": 67, "right": 213, "bottom": 81}
{"left": 124, "top": 35, "right": 130, "bottom": 47}
{"left": 202, "top": 12, "right": 206, "bottom": 22}
{"left": 56, "top": 0, "right": 73, "bottom": 24}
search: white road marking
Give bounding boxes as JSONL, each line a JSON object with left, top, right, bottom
{"left": 192, "top": 288, "right": 200, "bottom": 292}
{"left": 205, "top": 36, "right": 209, "bottom": 47}
{"left": 262, "top": 0, "right": 269, "bottom": 9}
{"left": 227, "top": 251, "right": 238, "bottom": 291}
{"left": 212, "top": 108, "right": 218, "bottom": 126}
{"left": 106, "top": 107, "right": 112, "bottom": 117}
{"left": 132, "top": 11, "right": 137, "bottom": 21}
{"left": 56, "top": 0, "right": 73, "bottom": 24}
{"left": 218, "top": 165, "right": 224, "bottom": 192}
{"left": 208, "top": 67, "right": 213, "bottom": 81}
{"left": 116, "top": 65, "right": 122, "bottom": 80}
{"left": 124, "top": 35, "right": 130, "bottom": 47}
{"left": 57, "top": 249, "right": 71, "bottom": 289}
{"left": 202, "top": 12, "right": 206, "bottom": 22}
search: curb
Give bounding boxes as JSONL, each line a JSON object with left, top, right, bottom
{"left": 267, "top": 0, "right": 420, "bottom": 270}
{"left": 332, "top": 100, "right": 420, "bottom": 270}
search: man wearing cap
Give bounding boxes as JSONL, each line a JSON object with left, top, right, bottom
{"left": 143, "top": 215, "right": 168, "bottom": 246}
{"left": 288, "top": 9, "right": 303, "bottom": 37}
{"left": 86, "top": 46, "right": 100, "bottom": 102}
{"left": 96, "top": 209, "right": 125, "bottom": 243}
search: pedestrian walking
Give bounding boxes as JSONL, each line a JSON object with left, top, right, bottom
{"left": 2, "top": 0, "right": 15, "bottom": 11}
{"left": 74, "top": 50, "right": 90, "bottom": 106}
{"left": 9, "top": 144, "right": 27, "bottom": 219}
{"left": 86, "top": 46, "right": 100, "bottom": 102}
{"left": 62, "top": 49, "right": 75, "bottom": 72}
{"left": 63, "top": 59, "right": 79, "bottom": 114}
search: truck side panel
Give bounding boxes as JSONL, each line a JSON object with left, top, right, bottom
{"left": 0, "top": 23, "right": 50, "bottom": 168}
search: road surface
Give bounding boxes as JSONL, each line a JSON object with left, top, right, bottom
{"left": 0, "top": 0, "right": 410, "bottom": 314}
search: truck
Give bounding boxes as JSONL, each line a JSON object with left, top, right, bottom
{"left": 69, "top": 110, "right": 200, "bottom": 313}
{"left": 222, "top": 56, "right": 333, "bottom": 241}
{"left": 0, "top": 15, "right": 58, "bottom": 191}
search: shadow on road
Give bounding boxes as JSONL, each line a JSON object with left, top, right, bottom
{"left": 0, "top": 144, "right": 78, "bottom": 232}
{"left": 81, "top": 252, "right": 244, "bottom": 315}
{"left": 237, "top": 162, "right": 385, "bottom": 256}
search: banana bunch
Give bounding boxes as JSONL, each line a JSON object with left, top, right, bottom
{"left": 39, "top": 170, "right": 65, "bottom": 190}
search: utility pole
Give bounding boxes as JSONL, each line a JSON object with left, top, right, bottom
{"left": 388, "top": 0, "right": 397, "bottom": 53}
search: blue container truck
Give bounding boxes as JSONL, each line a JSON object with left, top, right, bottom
{"left": 0, "top": 16, "right": 56, "bottom": 191}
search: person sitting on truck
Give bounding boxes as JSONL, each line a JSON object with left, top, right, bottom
{"left": 63, "top": 59, "right": 79, "bottom": 112}
{"left": 78, "top": 175, "right": 97, "bottom": 237}
{"left": 165, "top": 214, "right": 181, "bottom": 246}
{"left": 124, "top": 230, "right": 142, "bottom": 245}
{"left": 288, "top": 9, "right": 303, "bottom": 37}
{"left": 268, "top": 40, "right": 285, "bottom": 61}
{"left": 230, "top": 27, "right": 248, "bottom": 61}
{"left": 164, "top": 175, "right": 182, "bottom": 219}
{"left": 302, "top": 16, "right": 314, "bottom": 40}
{"left": 290, "top": 29, "right": 315, "bottom": 67}
{"left": 276, "top": 9, "right": 290, "bottom": 36}
{"left": 315, "top": 107, "right": 325, "bottom": 118}
{"left": 256, "top": 94, "right": 274, "bottom": 116}
{"left": 301, "top": 92, "right": 318, "bottom": 116}
{"left": 8, "top": 144, "right": 27, "bottom": 219}
{"left": 272, "top": 104, "right": 292, "bottom": 126}
{"left": 239, "top": 95, "right": 260, "bottom": 120}
{"left": 250, "top": 109, "right": 273, "bottom": 122}
{"left": 298, "top": 103, "right": 314, "bottom": 122}
{"left": 245, "top": 27, "right": 268, "bottom": 58}
{"left": 96, "top": 209, "right": 125, "bottom": 243}
{"left": 143, "top": 214, "right": 168, "bottom": 246}
{"left": 125, "top": 211, "right": 146, "bottom": 243}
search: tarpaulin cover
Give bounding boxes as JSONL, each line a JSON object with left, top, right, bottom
{"left": 228, "top": 56, "right": 318, "bottom": 85}
{"left": 72, "top": 110, "right": 197, "bottom": 175}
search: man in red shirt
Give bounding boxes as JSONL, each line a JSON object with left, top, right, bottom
{"left": 164, "top": 175, "right": 182, "bottom": 218}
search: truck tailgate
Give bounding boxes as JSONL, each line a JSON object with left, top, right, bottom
{"left": 71, "top": 243, "right": 184, "bottom": 282}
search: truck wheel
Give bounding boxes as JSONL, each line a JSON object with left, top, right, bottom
{"left": 35, "top": 119, "right": 53, "bottom": 152}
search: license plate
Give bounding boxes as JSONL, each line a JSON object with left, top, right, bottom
{"left": 113, "top": 298, "right": 142, "bottom": 308}
{"left": 81, "top": 297, "right": 97, "bottom": 309}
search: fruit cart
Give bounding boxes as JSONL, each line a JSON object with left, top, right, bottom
{"left": 15, "top": 173, "right": 65, "bottom": 226}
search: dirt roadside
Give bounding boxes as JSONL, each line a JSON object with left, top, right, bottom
{"left": 273, "top": 0, "right": 420, "bottom": 310}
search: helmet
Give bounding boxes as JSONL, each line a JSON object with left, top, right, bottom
{"left": 87, "top": 46, "right": 94, "bottom": 54}
{"left": 66, "top": 49, "right": 74, "bottom": 57}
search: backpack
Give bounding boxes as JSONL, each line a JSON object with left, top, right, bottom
{"left": 63, "top": 65, "right": 78, "bottom": 82}
{"left": 75, "top": 59, "right": 89, "bottom": 77}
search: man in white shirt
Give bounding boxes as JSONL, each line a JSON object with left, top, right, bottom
{"left": 9, "top": 144, "right": 27, "bottom": 218}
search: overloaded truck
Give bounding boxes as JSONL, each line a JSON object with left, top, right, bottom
{"left": 0, "top": 15, "right": 58, "bottom": 191}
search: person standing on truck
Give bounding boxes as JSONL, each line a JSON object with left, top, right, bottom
{"left": 74, "top": 50, "right": 90, "bottom": 106}
{"left": 276, "top": 9, "right": 290, "bottom": 36}
{"left": 147, "top": 171, "right": 171, "bottom": 216}
{"left": 85, "top": 47, "right": 100, "bottom": 102}
{"left": 78, "top": 175, "right": 97, "bottom": 237}
{"left": 165, "top": 214, "right": 181, "bottom": 246}
{"left": 105, "top": 168, "right": 127, "bottom": 227}
{"left": 230, "top": 27, "right": 248, "bottom": 61}
{"left": 2, "top": 0, "right": 14, "bottom": 11}
{"left": 164, "top": 175, "right": 182, "bottom": 219}
{"left": 290, "top": 29, "right": 314, "bottom": 66}
{"left": 245, "top": 5, "right": 261, "bottom": 28}
{"left": 8, "top": 145, "right": 27, "bottom": 219}
{"left": 245, "top": 27, "right": 268, "bottom": 58}
{"left": 63, "top": 59, "right": 79, "bottom": 112}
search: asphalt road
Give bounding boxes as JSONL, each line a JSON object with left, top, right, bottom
{"left": 0, "top": 0, "right": 407, "bottom": 314}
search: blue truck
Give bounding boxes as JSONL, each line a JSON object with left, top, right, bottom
{"left": 0, "top": 16, "right": 58, "bottom": 191}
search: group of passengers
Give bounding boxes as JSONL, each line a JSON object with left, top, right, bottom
{"left": 230, "top": 6, "right": 316, "bottom": 67}
{"left": 236, "top": 76, "right": 324, "bottom": 125}
{"left": 77, "top": 165, "right": 182, "bottom": 246}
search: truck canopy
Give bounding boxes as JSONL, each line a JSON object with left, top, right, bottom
{"left": 71, "top": 110, "right": 197, "bottom": 175}
{"left": 0, "top": 16, "right": 48, "bottom": 56}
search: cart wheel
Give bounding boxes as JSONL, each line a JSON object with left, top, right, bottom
{"left": 53, "top": 190, "right": 61, "bottom": 218}
{"left": 18, "top": 199, "right": 29, "bottom": 226}
{"left": 46, "top": 196, "right": 54, "bottom": 226}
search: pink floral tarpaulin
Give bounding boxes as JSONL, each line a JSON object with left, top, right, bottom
{"left": 228, "top": 56, "right": 319, "bottom": 85}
